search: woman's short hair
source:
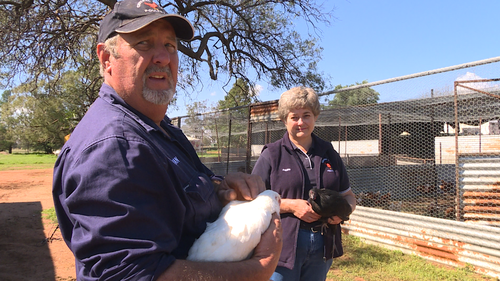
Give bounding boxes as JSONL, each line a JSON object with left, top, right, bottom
{"left": 278, "top": 86, "right": 320, "bottom": 121}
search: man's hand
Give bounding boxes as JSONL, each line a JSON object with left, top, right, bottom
{"left": 215, "top": 172, "right": 265, "bottom": 205}
{"left": 251, "top": 212, "right": 282, "bottom": 275}
{"left": 159, "top": 212, "right": 282, "bottom": 281}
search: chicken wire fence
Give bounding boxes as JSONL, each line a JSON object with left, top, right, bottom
{"left": 172, "top": 57, "right": 500, "bottom": 226}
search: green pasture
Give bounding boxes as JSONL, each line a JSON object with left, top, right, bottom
{"left": 0, "top": 152, "right": 57, "bottom": 171}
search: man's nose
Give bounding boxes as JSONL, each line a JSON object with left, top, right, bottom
{"left": 153, "top": 45, "right": 172, "bottom": 66}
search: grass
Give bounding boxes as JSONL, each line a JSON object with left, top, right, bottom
{"left": 328, "top": 235, "right": 496, "bottom": 281}
{"left": 1, "top": 154, "right": 497, "bottom": 280}
{"left": 197, "top": 149, "right": 222, "bottom": 158}
{"left": 42, "top": 207, "right": 58, "bottom": 224}
{"left": 0, "top": 152, "right": 57, "bottom": 170}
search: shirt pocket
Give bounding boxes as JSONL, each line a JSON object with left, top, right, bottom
{"left": 174, "top": 166, "right": 221, "bottom": 232}
{"left": 182, "top": 172, "right": 214, "bottom": 203}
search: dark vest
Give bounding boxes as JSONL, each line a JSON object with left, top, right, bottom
{"left": 263, "top": 132, "right": 350, "bottom": 269}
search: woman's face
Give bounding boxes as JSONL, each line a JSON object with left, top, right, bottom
{"left": 284, "top": 107, "right": 318, "bottom": 141}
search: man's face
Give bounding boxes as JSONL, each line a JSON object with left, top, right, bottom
{"left": 107, "top": 19, "right": 179, "bottom": 106}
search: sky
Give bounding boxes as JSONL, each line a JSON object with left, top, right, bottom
{"left": 1, "top": 1, "right": 498, "bottom": 117}
{"left": 168, "top": 0, "right": 500, "bottom": 117}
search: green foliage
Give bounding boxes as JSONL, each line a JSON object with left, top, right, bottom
{"left": 0, "top": 50, "right": 100, "bottom": 153}
{"left": 0, "top": 125, "right": 13, "bottom": 152}
{"left": 2, "top": 87, "right": 65, "bottom": 153}
{"left": 0, "top": 89, "right": 11, "bottom": 105}
{"left": 324, "top": 81, "right": 380, "bottom": 108}
{"left": 217, "top": 78, "right": 258, "bottom": 110}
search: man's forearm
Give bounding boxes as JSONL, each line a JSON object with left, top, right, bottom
{"left": 158, "top": 257, "right": 276, "bottom": 281}
{"left": 158, "top": 214, "right": 282, "bottom": 281}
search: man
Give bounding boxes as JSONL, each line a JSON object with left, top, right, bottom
{"left": 52, "top": 0, "right": 282, "bottom": 280}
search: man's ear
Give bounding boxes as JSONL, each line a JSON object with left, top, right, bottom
{"left": 96, "top": 43, "right": 111, "bottom": 74}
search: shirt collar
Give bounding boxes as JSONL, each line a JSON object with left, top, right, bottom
{"left": 287, "top": 134, "right": 315, "bottom": 154}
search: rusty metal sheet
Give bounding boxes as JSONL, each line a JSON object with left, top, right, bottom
{"left": 459, "top": 153, "right": 500, "bottom": 226}
{"left": 343, "top": 206, "right": 500, "bottom": 279}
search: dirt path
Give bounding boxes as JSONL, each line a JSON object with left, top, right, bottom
{"left": 0, "top": 169, "right": 76, "bottom": 281}
{"left": 0, "top": 168, "right": 340, "bottom": 281}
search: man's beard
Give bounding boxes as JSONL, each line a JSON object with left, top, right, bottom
{"left": 142, "top": 65, "right": 175, "bottom": 105}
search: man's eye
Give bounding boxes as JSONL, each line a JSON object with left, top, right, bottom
{"left": 135, "top": 41, "right": 151, "bottom": 49}
{"left": 165, "top": 43, "right": 177, "bottom": 53}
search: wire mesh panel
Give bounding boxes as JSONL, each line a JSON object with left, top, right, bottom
{"left": 248, "top": 61, "right": 500, "bottom": 222}
{"left": 174, "top": 107, "right": 250, "bottom": 175}
{"left": 171, "top": 59, "right": 500, "bottom": 277}
{"left": 172, "top": 59, "right": 500, "bottom": 223}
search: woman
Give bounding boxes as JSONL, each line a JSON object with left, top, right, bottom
{"left": 252, "top": 86, "right": 356, "bottom": 281}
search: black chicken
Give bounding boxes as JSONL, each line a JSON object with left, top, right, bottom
{"left": 308, "top": 188, "right": 352, "bottom": 235}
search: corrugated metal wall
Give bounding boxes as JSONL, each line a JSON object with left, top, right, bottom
{"left": 460, "top": 153, "right": 500, "bottom": 226}
{"left": 343, "top": 206, "right": 500, "bottom": 278}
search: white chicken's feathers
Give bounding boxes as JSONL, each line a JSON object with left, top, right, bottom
{"left": 187, "top": 190, "right": 281, "bottom": 262}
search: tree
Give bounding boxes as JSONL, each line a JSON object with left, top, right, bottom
{"left": 0, "top": 125, "right": 13, "bottom": 152}
{"left": 0, "top": 64, "right": 98, "bottom": 153}
{"left": 0, "top": 89, "right": 11, "bottom": 105}
{"left": 1, "top": 0, "right": 331, "bottom": 97}
{"left": 214, "top": 78, "right": 255, "bottom": 155}
{"left": 217, "top": 78, "right": 257, "bottom": 110}
{"left": 0, "top": 35, "right": 101, "bottom": 153}
{"left": 0, "top": 89, "right": 14, "bottom": 152}
{"left": 183, "top": 100, "right": 213, "bottom": 146}
{"left": 0, "top": 86, "right": 68, "bottom": 153}
{"left": 324, "top": 80, "right": 380, "bottom": 108}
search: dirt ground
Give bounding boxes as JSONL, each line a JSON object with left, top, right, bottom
{"left": 0, "top": 169, "right": 76, "bottom": 281}
{"left": 0, "top": 168, "right": 336, "bottom": 281}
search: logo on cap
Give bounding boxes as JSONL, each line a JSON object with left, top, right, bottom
{"left": 137, "top": 0, "right": 160, "bottom": 10}
{"left": 144, "top": 2, "right": 158, "bottom": 9}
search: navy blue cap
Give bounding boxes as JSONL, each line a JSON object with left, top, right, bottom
{"left": 98, "top": 0, "right": 194, "bottom": 43}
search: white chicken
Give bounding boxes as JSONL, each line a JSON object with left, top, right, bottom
{"left": 187, "top": 190, "right": 281, "bottom": 262}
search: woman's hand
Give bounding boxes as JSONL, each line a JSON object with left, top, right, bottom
{"left": 327, "top": 216, "right": 343, "bottom": 225}
{"left": 281, "top": 198, "right": 321, "bottom": 223}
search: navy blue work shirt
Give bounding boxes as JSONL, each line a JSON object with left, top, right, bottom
{"left": 52, "top": 83, "right": 222, "bottom": 280}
